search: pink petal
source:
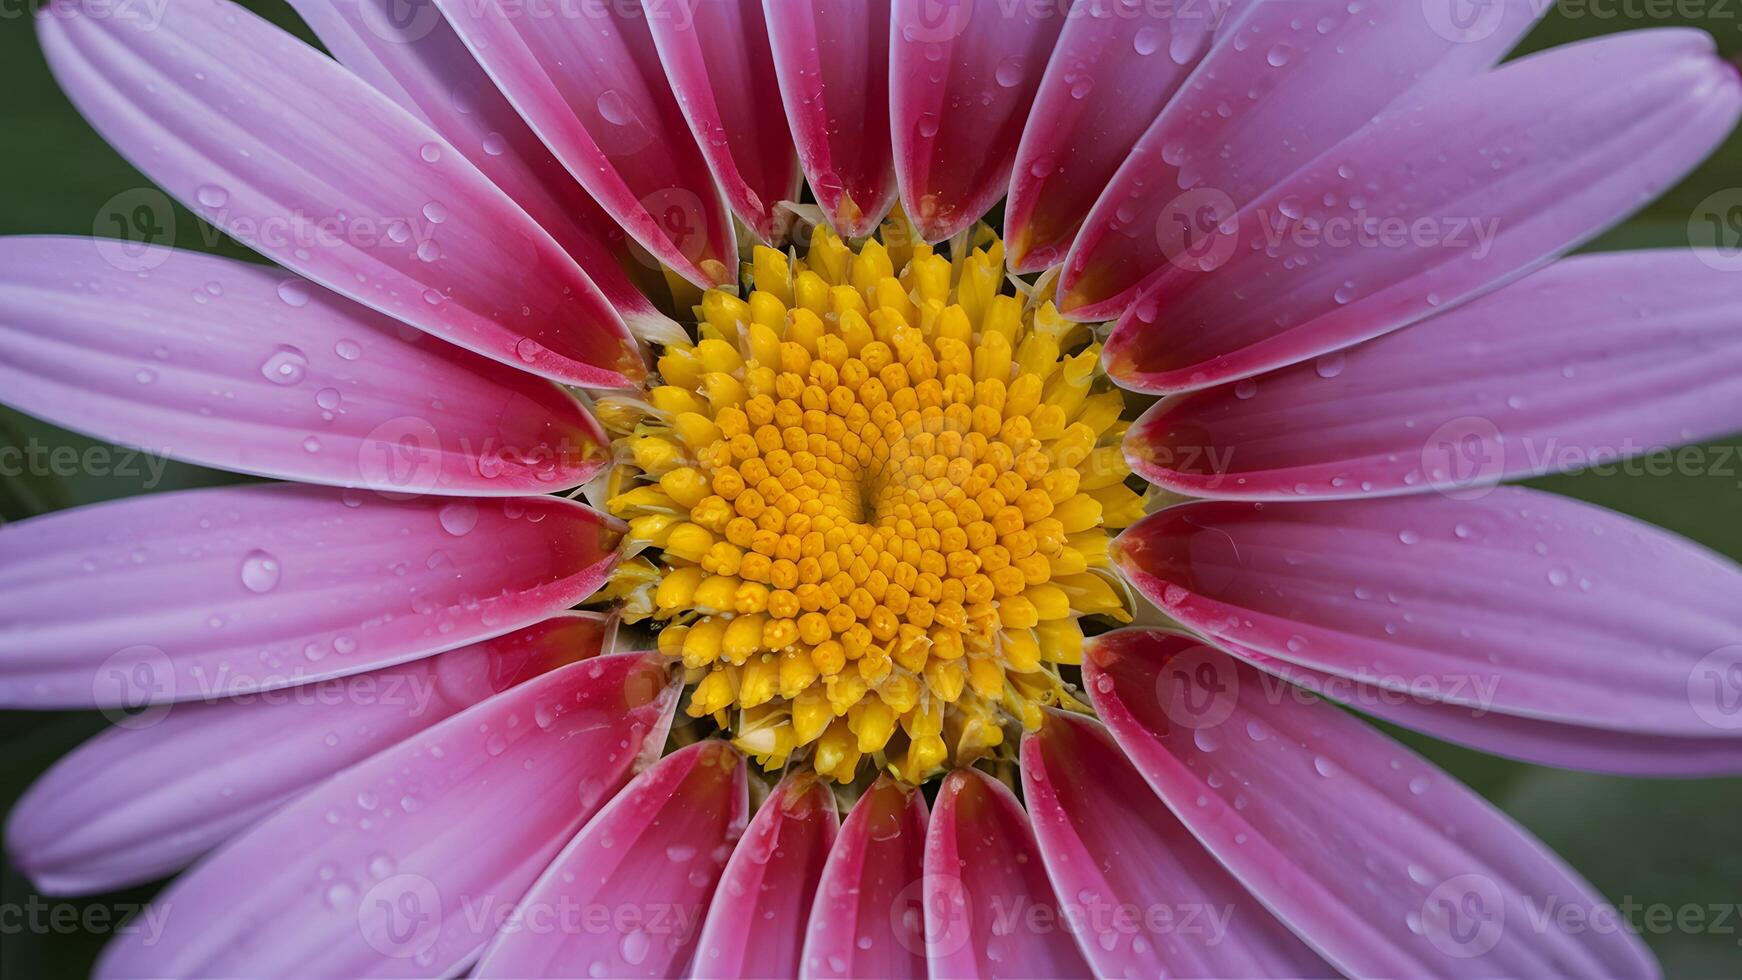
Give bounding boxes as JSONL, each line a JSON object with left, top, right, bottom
{"left": 1098, "top": 30, "right": 1742, "bottom": 394}
{"left": 647, "top": 0, "right": 801, "bottom": 243}
{"left": 1244, "top": 650, "right": 1742, "bottom": 778}
{"left": 1086, "top": 628, "right": 1658, "bottom": 977}
{"left": 1058, "top": 0, "right": 1545, "bottom": 316}
{"left": 0, "top": 238, "right": 608, "bottom": 495}
{"left": 433, "top": 0, "right": 736, "bottom": 287}
{"left": 692, "top": 772, "right": 840, "bottom": 979}
{"left": 1020, "top": 710, "right": 1330, "bottom": 977}
{"left": 1112, "top": 489, "right": 1742, "bottom": 739}
{"left": 285, "top": 0, "right": 681, "bottom": 344}
{"left": 890, "top": 0, "right": 1065, "bottom": 243}
{"left": 800, "top": 776, "right": 928, "bottom": 979}
{"left": 473, "top": 740, "right": 749, "bottom": 977}
{"left": 95, "top": 652, "right": 679, "bottom": 979}
{"left": 923, "top": 768, "right": 1089, "bottom": 979}
{"left": 766, "top": 0, "right": 898, "bottom": 238}
{"left": 37, "top": 0, "right": 644, "bottom": 387}
{"left": 1004, "top": 0, "right": 1234, "bottom": 273}
{"left": 0, "top": 484, "right": 621, "bottom": 708}
{"left": 1126, "top": 249, "right": 1742, "bottom": 500}
{"left": 5, "top": 614, "right": 613, "bottom": 896}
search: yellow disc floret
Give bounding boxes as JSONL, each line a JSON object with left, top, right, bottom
{"left": 597, "top": 217, "right": 1138, "bottom": 784}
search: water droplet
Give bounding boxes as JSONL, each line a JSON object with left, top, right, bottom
{"left": 334, "top": 339, "right": 362, "bottom": 361}
{"left": 276, "top": 279, "right": 312, "bottom": 307}
{"left": 515, "top": 337, "right": 544, "bottom": 363}
{"left": 1314, "top": 352, "right": 1346, "bottom": 379}
{"left": 240, "top": 550, "right": 281, "bottom": 593}
{"left": 439, "top": 501, "right": 479, "bottom": 536}
{"left": 1133, "top": 25, "right": 1162, "bottom": 56}
{"left": 1234, "top": 379, "right": 1258, "bottom": 400}
{"left": 597, "top": 89, "right": 633, "bottom": 126}
{"left": 419, "top": 142, "right": 442, "bottom": 163}
{"left": 261, "top": 345, "right": 308, "bottom": 385}
{"left": 481, "top": 132, "right": 508, "bottom": 156}
{"left": 994, "top": 57, "right": 1024, "bottom": 87}
{"left": 1266, "top": 44, "right": 1293, "bottom": 67}
{"left": 195, "top": 184, "right": 229, "bottom": 208}
{"left": 315, "top": 387, "right": 342, "bottom": 411}
{"left": 1398, "top": 530, "right": 1420, "bottom": 545}
{"left": 422, "top": 201, "right": 448, "bottom": 224}
{"left": 1313, "top": 755, "right": 1340, "bottom": 778}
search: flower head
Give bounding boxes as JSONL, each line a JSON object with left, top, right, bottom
{"left": 4, "top": 0, "right": 1742, "bottom": 977}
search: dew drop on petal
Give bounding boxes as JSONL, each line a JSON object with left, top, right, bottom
{"left": 240, "top": 549, "right": 281, "bottom": 593}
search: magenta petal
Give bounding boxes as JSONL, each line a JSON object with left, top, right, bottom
{"left": 766, "top": 0, "right": 898, "bottom": 238}
{"left": 94, "top": 652, "right": 679, "bottom": 979}
{"left": 1004, "top": 0, "right": 1233, "bottom": 273}
{"left": 285, "top": 0, "right": 680, "bottom": 343}
{"left": 1020, "top": 711, "right": 1330, "bottom": 977}
{"left": 5, "top": 614, "right": 613, "bottom": 896}
{"left": 37, "top": 0, "right": 643, "bottom": 387}
{"left": 1087, "top": 628, "right": 1658, "bottom": 977}
{"left": 473, "top": 740, "right": 748, "bottom": 978}
{"left": 0, "top": 484, "right": 621, "bottom": 708}
{"left": 923, "top": 768, "right": 1089, "bottom": 979}
{"left": 1242, "top": 648, "right": 1742, "bottom": 778}
{"left": 1127, "top": 250, "right": 1742, "bottom": 500}
{"left": 433, "top": 0, "right": 736, "bottom": 287}
{"left": 890, "top": 0, "right": 1065, "bottom": 243}
{"left": 647, "top": 0, "right": 801, "bottom": 243}
{"left": 0, "top": 238, "right": 608, "bottom": 494}
{"left": 1113, "top": 490, "right": 1742, "bottom": 740}
{"left": 692, "top": 771, "right": 839, "bottom": 979}
{"left": 800, "top": 776, "right": 928, "bottom": 979}
{"left": 1058, "top": 0, "right": 1544, "bottom": 316}
{"left": 1099, "top": 30, "right": 1742, "bottom": 393}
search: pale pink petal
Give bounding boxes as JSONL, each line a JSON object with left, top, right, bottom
{"left": 890, "top": 0, "right": 1065, "bottom": 243}
{"left": 923, "top": 768, "right": 1088, "bottom": 979}
{"left": 0, "top": 484, "right": 621, "bottom": 708}
{"left": 0, "top": 238, "right": 608, "bottom": 495}
{"left": 800, "top": 776, "right": 928, "bottom": 979}
{"left": 647, "top": 0, "right": 801, "bottom": 243}
{"left": 1004, "top": 0, "right": 1236, "bottom": 273}
{"left": 692, "top": 771, "right": 839, "bottom": 979}
{"left": 286, "top": 0, "right": 681, "bottom": 344}
{"left": 1242, "top": 649, "right": 1742, "bottom": 778}
{"left": 1058, "top": 0, "right": 1545, "bottom": 316}
{"left": 1127, "top": 250, "right": 1742, "bottom": 500}
{"left": 1097, "top": 30, "right": 1742, "bottom": 392}
{"left": 1087, "top": 628, "right": 1658, "bottom": 977}
{"left": 1112, "top": 490, "right": 1742, "bottom": 740}
{"left": 1020, "top": 710, "right": 1330, "bottom": 977}
{"left": 433, "top": 0, "right": 736, "bottom": 287}
{"left": 765, "top": 0, "right": 898, "bottom": 238}
{"left": 474, "top": 740, "right": 748, "bottom": 977}
{"left": 37, "top": 0, "right": 643, "bottom": 387}
{"left": 95, "top": 652, "right": 679, "bottom": 979}
{"left": 5, "top": 614, "right": 612, "bottom": 896}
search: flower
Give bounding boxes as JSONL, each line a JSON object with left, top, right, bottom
{"left": 3, "top": 0, "right": 1742, "bottom": 976}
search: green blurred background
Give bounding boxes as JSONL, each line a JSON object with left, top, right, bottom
{"left": 4, "top": 1, "right": 1742, "bottom": 975}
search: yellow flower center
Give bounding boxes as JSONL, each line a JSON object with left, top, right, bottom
{"left": 596, "top": 218, "right": 1143, "bottom": 783}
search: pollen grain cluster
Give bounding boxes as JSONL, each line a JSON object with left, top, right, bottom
{"left": 597, "top": 221, "right": 1139, "bottom": 784}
